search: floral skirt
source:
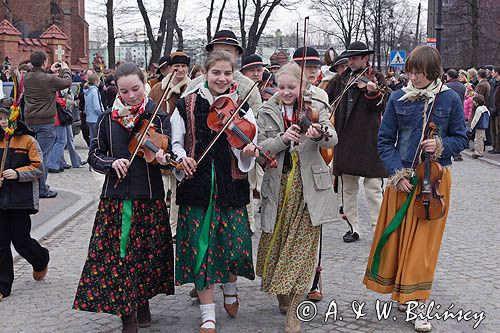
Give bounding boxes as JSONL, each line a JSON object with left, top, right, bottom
{"left": 256, "top": 163, "right": 320, "bottom": 295}
{"left": 175, "top": 202, "right": 255, "bottom": 290}
{"left": 73, "top": 198, "right": 174, "bottom": 316}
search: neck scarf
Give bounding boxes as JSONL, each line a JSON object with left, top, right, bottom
{"left": 398, "top": 78, "right": 449, "bottom": 104}
{"left": 111, "top": 95, "right": 147, "bottom": 130}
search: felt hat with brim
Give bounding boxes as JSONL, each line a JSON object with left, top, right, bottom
{"left": 292, "top": 47, "right": 321, "bottom": 66}
{"left": 268, "top": 62, "right": 281, "bottom": 70}
{"left": 340, "top": 41, "right": 374, "bottom": 58}
{"left": 206, "top": 30, "right": 244, "bottom": 55}
{"left": 329, "top": 54, "right": 348, "bottom": 72}
{"left": 241, "top": 54, "right": 264, "bottom": 71}
{"left": 156, "top": 55, "right": 171, "bottom": 74}
{"left": 170, "top": 51, "right": 190, "bottom": 66}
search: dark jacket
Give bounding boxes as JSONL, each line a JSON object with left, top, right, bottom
{"left": 0, "top": 122, "right": 43, "bottom": 213}
{"left": 332, "top": 67, "right": 387, "bottom": 178}
{"left": 88, "top": 99, "right": 171, "bottom": 200}
{"left": 23, "top": 67, "right": 72, "bottom": 125}
{"left": 446, "top": 80, "right": 466, "bottom": 104}
{"left": 475, "top": 79, "right": 491, "bottom": 103}
{"left": 488, "top": 78, "right": 499, "bottom": 117}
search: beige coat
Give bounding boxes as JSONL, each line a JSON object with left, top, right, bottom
{"left": 257, "top": 94, "right": 338, "bottom": 233}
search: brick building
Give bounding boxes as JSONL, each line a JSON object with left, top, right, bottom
{"left": 427, "top": 0, "right": 500, "bottom": 69}
{"left": 0, "top": 0, "right": 89, "bottom": 70}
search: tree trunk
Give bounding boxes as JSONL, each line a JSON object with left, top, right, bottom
{"left": 175, "top": 21, "right": 184, "bottom": 50}
{"left": 206, "top": 0, "right": 215, "bottom": 43}
{"left": 164, "top": 0, "right": 179, "bottom": 55}
{"left": 470, "top": 0, "right": 479, "bottom": 67}
{"left": 106, "top": 0, "right": 115, "bottom": 69}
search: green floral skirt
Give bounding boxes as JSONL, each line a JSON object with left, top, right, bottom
{"left": 175, "top": 201, "right": 255, "bottom": 290}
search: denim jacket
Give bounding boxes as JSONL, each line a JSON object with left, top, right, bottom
{"left": 378, "top": 89, "right": 468, "bottom": 177}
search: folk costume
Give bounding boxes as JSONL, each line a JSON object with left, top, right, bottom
{"left": 256, "top": 91, "right": 338, "bottom": 331}
{"left": 73, "top": 97, "right": 174, "bottom": 325}
{"left": 148, "top": 51, "right": 191, "bottom": 237}
{"left": 332, "top": 41, "right": 387, "bottom": 243}
{"left": 363, "top": 80, "right": 467, "bottom": 324}
{"left": 170, "top": 80, "right": 256, "bottom": 321}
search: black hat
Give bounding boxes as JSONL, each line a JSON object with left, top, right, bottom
{"left": 206, "top": 30, "right": 244, "bottom": 55}
{"left": 170, "top": 51, "right": 190, "bottom": 66}
{"left": 156, "top": 55, "right": 171, "bottom": 74}
{"left": 340, "top": 41, "right": 374, "bottom": 58}
{"left": 329, "top": 53, "right": 349, "bottom": 72}
{"left": 268, "top": 62, "right": 281, "bottom": 70}
{"left": 292, "top": 47, "right": 321, "bottom": 66}
{"left": 0, "top": 97, "right": 13, "bottom": 115}
{"left": 241, "top": 54, "right": 264, "bottom": 71}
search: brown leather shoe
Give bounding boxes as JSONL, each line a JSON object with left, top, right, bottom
{"left": 199, "top": 319, "right": 216, "bottom": 333}
{"left": 277, "top": 294, "right": 289, "bottom": 314}
{"left": 137, "top": 300, "right": 151, "bottom": 328}
{"left": 33, "top": 266, "right": 48, "bottom": 281}
{"left": 121, "top": 313, "right": 138, "bottom": 333}
{"left": 306, "top": 290, "right": 323, "bottom": 302}
{"left": 189, "top": 288, "right": 198, "bottom": 298}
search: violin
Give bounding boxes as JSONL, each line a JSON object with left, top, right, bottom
{"left": 413, "top": 122, "right": 445, "bottom": 220}
{"left": 129, "top": 119, "right": 184, "bottom": 169}
{"left": 207, "top": 96, "right": 278, "bottom": 168}
{"left": 347, "top": 67, "right": 391, "bottom": 105}
{"left": 297, "top": 90, "right": 332, "bottom": 142}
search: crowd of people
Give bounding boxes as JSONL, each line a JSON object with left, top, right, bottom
{"left": 1, "top": 29, "right": 498, "bottom": 333}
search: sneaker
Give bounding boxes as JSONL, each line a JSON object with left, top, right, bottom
{"left": 343, "top": 231, "right": 359, "bottom": 243}
{"left": 40, "top": 190, "right": 58, "bottom": 199}
{"left": 415, "top": 317, "right": 432, "bottom": 332}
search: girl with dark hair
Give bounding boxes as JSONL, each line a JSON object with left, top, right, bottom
{"left": 363, "top": 46, "right": 467, "bottom": 332}
{"left": 73, "top": 62, "right": 175, "bottom": 333}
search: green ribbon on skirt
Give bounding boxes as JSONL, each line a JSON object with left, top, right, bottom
{"left": 194, "top": 162, "right": 216, "bottom": 275}
{"left": 370, "top": 175, "right": 418, "bottom": 278}
{"left": 120, "top": 199, "right": 133, "bottom": 258}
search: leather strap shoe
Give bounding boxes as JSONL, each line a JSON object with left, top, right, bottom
{"left": 33, "top": 266, "right": 48, "bottom": 281}
{"left": 343, "top": 231, "right": 359, "bottom": 243}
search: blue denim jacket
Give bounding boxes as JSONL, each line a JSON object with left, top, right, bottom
{"left": 378, "top": 89, "right": 468, "bottom": 176}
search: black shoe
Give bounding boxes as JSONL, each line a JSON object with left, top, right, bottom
{"left": 137, "top": 300, "right": 151, "bottom": 328}
{"left": 343, "top": 231, "right": 359, "bottom": 243}
{"left": 471, "top": 154, "right": 481, "bottom": 159}
{"left": 58, "top": 168, "right": 64, "bottom": 172}
{"left": 453, "top": 156, "right": 463, "bottom": 161}
{"left": 48, "top": 168, "right": 60, "bottom": 173}
{"left": 121, "top": 313, "right": 138, "bottom": 333}
{"left": 63, "top": 165, "right": 71, "bottom": 169}
{"left": 40, "top": 190, "right": 58, "bottom": 198}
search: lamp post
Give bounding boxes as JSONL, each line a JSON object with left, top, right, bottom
{"left": 435, "top": 0, "right": 443, "bottom": 53}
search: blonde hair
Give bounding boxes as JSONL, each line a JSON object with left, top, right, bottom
{"left": 275, "top": 62, "right": 306, "bottom": 88}
{"left": 204, "top": 50, "right": 235, "bottom": 72}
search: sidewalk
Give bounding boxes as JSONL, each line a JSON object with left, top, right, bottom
{"left": 461, "top": 144, "right": 500, "bottom": 167}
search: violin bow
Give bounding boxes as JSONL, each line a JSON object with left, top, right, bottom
{"left": 195, "top": 81, "right": 259, "bottom": 166}
{"left": 259, "top": 74, "right": 272, "bottom": 94}
{"left": 296, "top": 16, "right": 309, "bottom": 124}
{"left": 328, "top": 66, "right": 370, "bottom": 119}
{"left": 113, "top": 69, "right": 178, "bottom": 188}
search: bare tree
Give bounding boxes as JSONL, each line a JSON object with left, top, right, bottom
{"left": 207, "top": 0, "right": 229, "bottom": 43}
{"left": 164, "top": 0, "right": 180, "bottom": 54}
{"left": 105, "top": 0, "right": 116, "bottom": 68}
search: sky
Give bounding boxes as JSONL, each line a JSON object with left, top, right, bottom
{"left": 86, "top": 0, "right": 428, "bottom": 44}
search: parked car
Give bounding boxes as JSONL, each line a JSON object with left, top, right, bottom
{"left": 2, "top": 81, "right": 81, "bottom": 135}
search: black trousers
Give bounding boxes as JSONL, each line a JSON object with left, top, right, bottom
{"left": 0, "top": 210, "right": 49, "bottom": 297}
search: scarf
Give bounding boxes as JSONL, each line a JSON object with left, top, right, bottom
{"left": 111, "top": 95, "right": 147, "bottom": 130}
{"left": 199, "top": 80, "right": 239, "bottom": 105}
{"left": 398, "top": 78, "right": 449, "bottom": 104}
{"left": 159, "top": 73, "right": 190, "bottom": 114}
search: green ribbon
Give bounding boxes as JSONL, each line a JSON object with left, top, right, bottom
{"left": 120, "top": 199, "right": 133, "bottom": 258}
{"left": 370, "top": 176, "right": 418, "bottom": 278}
{"left": 194, "top": 162, "right": 216, "bottom": 275}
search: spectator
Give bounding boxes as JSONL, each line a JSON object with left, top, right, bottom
{"left": 104, "top": 74, "right": 118, "bottom": 108}
{"left": 189, "top": 64, "right": 205, "bottom": 79}
{"left": 488, "top": 66, "right": 500, "bottom": 153}
{"left": 471, "top": 94, "right": 490, "bottom": 158}
{"left": 23, "top": 51, "right": 72, "bottom": 198}
{"left": 446, "top": 69, "right": 466, "bottom": 103}
{"left": 2, "top": 56, "right": 10, "bottom": 69}
{"left": 83, "top": 73, "right": 104, "bottom": 150}
{"left": 475, "top": 69, "right": 491, "bottom": 101}
{"left": 468, "top": 68, "right": 478, "bottom": 87}
{"left": 58, "top": 88, "right": 86, "bottom": 169}
{"left": 458, "top": 69, "right": 469, "bottom": 84}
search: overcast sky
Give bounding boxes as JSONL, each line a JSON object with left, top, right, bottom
{"left": 86, "top": 0, "right": 427, "bottom": 43}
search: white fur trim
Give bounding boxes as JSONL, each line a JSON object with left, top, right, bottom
{"left": 387, "top": 168, "right": 414, "bottom": 188}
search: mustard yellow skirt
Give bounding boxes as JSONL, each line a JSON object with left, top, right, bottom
{"left": 363, "top": 168, "right": 452, "bottom": 303}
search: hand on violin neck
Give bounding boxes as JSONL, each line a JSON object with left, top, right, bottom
{"left": 305, "top": 124, "right": 322, "bottom": 140}
{"left": 112, "top": 158, "right": 130, "bottom": 179}
{"left": 155, "top": 148, "right": 170, "bottom": 166}
{"left": 181, "top": 157, "right": 197, "bottom": 179}
{"left": 242, "top": 143, "right": 260, "bottom": 158}
{"left": 282, "top": 124, "right": 301, "bottom": 145}
{"left": 396, "top": 178, "right": 414, "bottom": 193}
{"left": 421, "top": 139, "right": 437, "bottom": 153}
{"left": 366, "top": 81, "right": 378, "bottom": 93}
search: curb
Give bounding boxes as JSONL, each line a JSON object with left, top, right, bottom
{"left": 461, "top": 150, "right": 500, "bottom": 168}
{"left": 13, "top": 189, "right": 96, "bottom": 263}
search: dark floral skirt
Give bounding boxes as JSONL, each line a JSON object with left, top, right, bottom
{"left": 73, "top": 198, "right": 174, "bottom": 316}
{"left": 175, "top": 203, "right": 255, "bottom": 290}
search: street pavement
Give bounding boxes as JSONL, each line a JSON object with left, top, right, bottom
{"left": 1, "top": 137, "right": 499, "bottom": 333}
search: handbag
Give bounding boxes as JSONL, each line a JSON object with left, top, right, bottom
{"left": 57, "top": 104, "right": 74, "bottom": 126}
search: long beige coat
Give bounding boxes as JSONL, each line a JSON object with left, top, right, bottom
{"left": 257, "top": 94, "right": 339, "bottom": 233}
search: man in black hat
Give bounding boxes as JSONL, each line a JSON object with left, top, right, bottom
{"left": 268, "top": 62, "right": 281, "bottom": 74}
{"left": 325, "top": 55, "right": 349, "bottom": 104}
{"left": 240, "top": 54, "right": 264, "bottom": 83}
{"left": 293, "top": 46, "right": 329, "bottom": 105}
{"left": 332, "top": 41, "right": 387, "bottom": 243}
{"left": 187, "top": 30, "right": 262, "bottom": 116}
{"left": 149, "top": 55, "right": 171, "bottom": 88}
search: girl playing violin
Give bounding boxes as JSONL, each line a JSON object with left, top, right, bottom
{"left": 363, "top": 46, "right": 467, "bottom": 332}
{"left": 73, "top": 63, "right": 175, "bottom": 332}
{"left": 255, "top": 62, "right": 338, "bottom": 333}
{"left": 170, "top": 50, "right": 258, "bottom": 333}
